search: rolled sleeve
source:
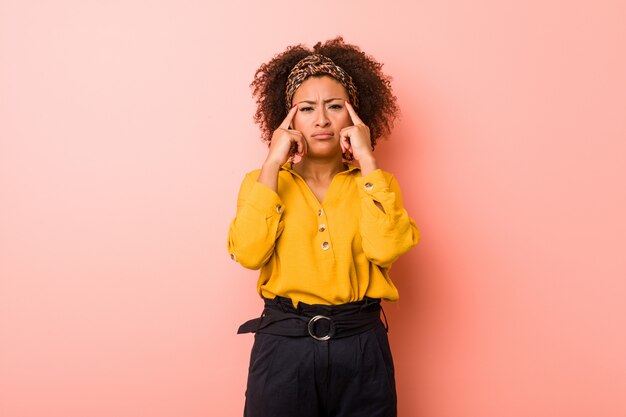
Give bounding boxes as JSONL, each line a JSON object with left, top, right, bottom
{"left": 227, "top": 172, "right": 285, "bottom": 270}
{"left": 355, "top": 169, "right": 398, "bottom": 215}
{"left": 356, "top": 169, "right": 420, "bottom": 267}
{"left": 246, "top": 180, "right": 285, "bottom": 218}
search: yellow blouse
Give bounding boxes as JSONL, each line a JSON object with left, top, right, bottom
{"left": 227, "top": 162, "right": 419, "bottom": 307}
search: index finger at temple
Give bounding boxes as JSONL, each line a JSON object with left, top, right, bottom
{"left": 280, "top": 104, "right": 298, "bottom": 129}
{"left": 345, "top": 101, "right": 363, "bottom": 125}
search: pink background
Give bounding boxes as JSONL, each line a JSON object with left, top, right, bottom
{"left": 1, "top": 1, "right": 625, "bottom": 416}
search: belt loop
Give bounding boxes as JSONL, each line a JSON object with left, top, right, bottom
{"left": 273, "top": 296, "right": 289, "bottom": 313}
{"left": 361, "top": 296, "right": 381, "bottom": 311}
{"left": 380, "top": 304, "right": 389, "bottom": 333}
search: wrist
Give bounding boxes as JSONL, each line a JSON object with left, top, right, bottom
{"left": 262, "top": 159, "right": 283, "bottom": 171}
{"left": 358, "top": 154, "right": 378, "bottom": 175}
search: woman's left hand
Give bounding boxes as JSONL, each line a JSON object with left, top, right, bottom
{"left": 339, "top": 101, "right": 374, "bottom": 162}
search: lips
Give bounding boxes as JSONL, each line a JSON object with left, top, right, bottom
{"left": 311, "top": 131, "right": 334, "bottom": 139}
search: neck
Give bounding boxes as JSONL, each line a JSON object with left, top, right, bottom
{"left": 293, "top": 155, "right": 346, "bottom": 181}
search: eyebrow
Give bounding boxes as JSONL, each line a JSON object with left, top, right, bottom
{"left": 296, "top": 98, "right": 346, "bottom": 105}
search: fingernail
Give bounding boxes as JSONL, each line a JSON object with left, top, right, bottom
{"left": 292, "top": 103, "right": 297, "bottom": 108}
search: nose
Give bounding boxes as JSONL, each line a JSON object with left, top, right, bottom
{"left": 315, "top": 108, "right": 330, "bottom": 127}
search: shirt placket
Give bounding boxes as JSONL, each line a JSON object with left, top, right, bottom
{"left": 316, "top": 207, "right": 333, "bottom": 257}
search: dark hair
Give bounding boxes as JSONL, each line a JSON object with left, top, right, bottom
{"left": 250, "top": 36, "right": 400, "bottom": 150}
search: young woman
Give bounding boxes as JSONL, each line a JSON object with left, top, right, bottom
{"left": 228, "top": 37, "right": 419, "bottom": 417}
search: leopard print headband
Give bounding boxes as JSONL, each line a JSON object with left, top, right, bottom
{"left": 285, "top": 54, "right": 359, "bottom": 112}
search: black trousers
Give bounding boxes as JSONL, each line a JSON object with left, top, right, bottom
{"left": 242, "top": 297, "right": 397, "bottom": 417}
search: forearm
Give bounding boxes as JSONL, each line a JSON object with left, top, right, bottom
{"left": 228, "top": 215, "right": 280, "bottom": 269}
{"left": 228, "top": 172, "right": 285, "bottom": 269}
{"left": 356, "top": 170, "right": 420, "bottom": 266}
{"left": 358, "top": 154, "right": 378, "bottom": 177}
{"left": 360, "top": 215, "right": 419, "bottom": 267}
{"left": 257, "top": 160, "right": 281, "bottom": 192}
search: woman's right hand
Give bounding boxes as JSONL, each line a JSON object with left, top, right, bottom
{"left": 264, "top": 104, "right": 307, "bottom": 166}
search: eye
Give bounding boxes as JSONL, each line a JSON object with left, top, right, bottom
{"left": 329, "top": 104, "right": 343, "bottom": 110}
{"left": 299, "top": 106, "right": 314, "bottom": 112}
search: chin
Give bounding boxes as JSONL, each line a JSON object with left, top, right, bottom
{"left": 308, "top": 141, "right": 340, "bottom": 151}
{"left": 305, "top": 150, "right": 343, "bottom": 160}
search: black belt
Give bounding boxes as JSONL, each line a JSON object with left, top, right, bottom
{"left": 237, "top": 296, "right": 388, "bottom": 341}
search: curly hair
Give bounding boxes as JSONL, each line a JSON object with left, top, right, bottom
{"left": 250, "top": 36, "right": 400, "bottom": 151}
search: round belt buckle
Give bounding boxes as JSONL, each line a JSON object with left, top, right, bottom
{"left": 307, "top": 315, "right": 333, "bottom": 341}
